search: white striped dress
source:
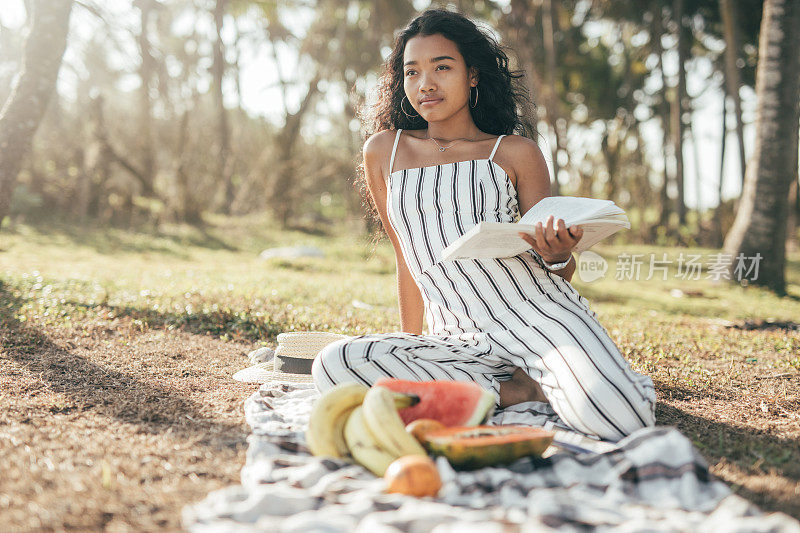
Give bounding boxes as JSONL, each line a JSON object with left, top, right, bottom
{"left": 313, "top": 129, "right": 656, "bottom": 441}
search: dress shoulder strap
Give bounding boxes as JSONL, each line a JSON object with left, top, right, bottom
{"left": 489, "top": 134, "right": 506, "bottom": 161}
{"left": 388, "top": 129, "right": 403, "bottom": 175}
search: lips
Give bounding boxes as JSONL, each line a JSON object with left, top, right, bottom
{"left": 419, "top": 97, "right": 443, "bottom": 106}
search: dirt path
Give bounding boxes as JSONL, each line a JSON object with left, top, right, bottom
{"left": 1, "top": 313, "right": 258, "bottom": 531}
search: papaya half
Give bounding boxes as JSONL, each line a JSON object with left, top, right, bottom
{"left": 421, "top": 425, "right": 555, "bottom": 470}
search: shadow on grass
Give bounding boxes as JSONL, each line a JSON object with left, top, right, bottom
{"left": 68, "top": 299, "right": 289, "bottom": 342}
{"left": 578, "top": 286, "right": 727, "bottom": 318}
{"left": 11, "top": 216, "right": 239, "bottom": 257}
{"left": 656, "top": 401, "right": 800, "bottom": 518}
{"left": 0, "top": 281, "right": 249, "bottom": 451}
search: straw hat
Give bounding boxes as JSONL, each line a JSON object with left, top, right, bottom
{"left": 233, "top": 332, "right": 351, "bottom": 384}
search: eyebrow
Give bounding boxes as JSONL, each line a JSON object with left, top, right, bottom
{"left": 403, "top": 55, "right": 456, "bottom": 67}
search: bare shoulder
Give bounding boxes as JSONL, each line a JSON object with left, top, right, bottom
{"left": 363, "top": 130, "right": 398, "bottom": 166}
{"left": 498, "top": 134, "right": 546, "bottom": 165}
{"left": 362, "top": 130, "right": 400, "bottom": 193}
{"left": 495, "top": 134, "right": 549, "bottom": 187}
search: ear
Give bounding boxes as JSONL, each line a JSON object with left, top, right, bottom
{"left": 468, "top": 66, "right": 479, "bottom": 87}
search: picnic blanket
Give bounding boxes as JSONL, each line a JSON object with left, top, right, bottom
{"left": 183, "top": 382, "right": 800, "bottom": 532}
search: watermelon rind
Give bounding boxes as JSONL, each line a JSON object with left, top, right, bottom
{"left": 464, "top": 389, "right": 496, "bottom": 426}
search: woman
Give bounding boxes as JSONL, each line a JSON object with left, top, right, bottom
{"left": 312, "top": 8, "right": 655, "bottom": 441}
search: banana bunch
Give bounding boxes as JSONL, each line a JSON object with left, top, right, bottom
{"left": 305, "top": 383, "right": 427, "bottom": 476}
{"left": 305, "top": 382, "right": 369, "bottom": 458}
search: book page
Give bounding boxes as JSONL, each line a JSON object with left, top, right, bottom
{"left": 569, "top": 221, "right": 630, "bottom": 252}
{"left": 442, "top": 223, "right": 531, "bottom": 260}
{"left": 442, "top": 219, "right": 630, "bottom": 260}
{"left": 516, "top": 221, "right": 628, "bottom": 253}
{"left": 519, "top": 196, "right": 617, "bottom": 226}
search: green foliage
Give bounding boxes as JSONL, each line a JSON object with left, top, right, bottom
{"left": 0, "top": 0, "right": 777, "bottom": 241}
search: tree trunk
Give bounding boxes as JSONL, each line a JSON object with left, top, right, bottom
{"left": 175, "top": 107, "right": 202, "bottom": 224}
{"left": 212, "top": 0, "right": 233, "bottom": 213}
{"left": 688, "top": 121, "right": 702, "bottom": 217}
{"left": 541, "top": 0, "right": 561, "bottom": 196}
{"left": 271, "top": 72, "right": 322, "bottom": 226}
{"left": 650, "top": 3, "right": 672, "bottom": 233}
{"left": 502, "top": 0, "right": 567, "bottom": 194}
{"left": 672, "top": 0, "right": 687, "bottom": 225}
{"left": 81, "top": 94, "right": 112, "bottom": 221}
{"left": 0, "top": 0, "right": 72, "bottom": 227}
{"left": 134, "top": 0, "right": 156, "bottom": 198}
{"left": 719, "top": 0, "right": 747, "bottom": 189}
{"left": 632, "top": 126, "right": 652, "bottom": 242}
{"left": 231, "top": 19, "right": 244, "bottom": 112}
{"left": 722, "top": 0, "right": 800, "bottom": 294}
{"left": 600, "top": 126, "right": 619, "bottom": 202}
{"left": 787, "top": 177, "right": 798, "bottom": 254}
{"left": 712, "top": 93, "right": 727, "bottom": 246}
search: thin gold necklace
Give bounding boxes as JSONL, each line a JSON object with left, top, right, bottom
{"left": 427, "top": 133, "right": 477, "bottom": 152}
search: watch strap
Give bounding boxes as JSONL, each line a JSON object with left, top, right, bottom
{"left": 542, "top": 254, "right": 573, "bottom": 271}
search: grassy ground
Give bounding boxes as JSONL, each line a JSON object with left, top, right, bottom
{"left": 1, "top": 214, "right": 799, "bottom": 531}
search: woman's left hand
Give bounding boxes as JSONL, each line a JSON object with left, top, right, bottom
{"left": 518, "top": 215, "right": 583, "bottom": 263}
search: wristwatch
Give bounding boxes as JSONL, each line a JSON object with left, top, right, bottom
{"left": 541, "top": 254, "right": 573, "bottom": 271}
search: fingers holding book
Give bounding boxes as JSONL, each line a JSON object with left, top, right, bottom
{"left": 554, "top": 216, "right": 584, "bottom": 243}
{"left": 518, "top": 215, "right": 584, "bottom": 263}
{"left": 440, "top": 197, "right": 627, "bottom": 261}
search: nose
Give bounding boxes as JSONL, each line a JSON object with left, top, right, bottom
{"left": 419, "top": 71, "right": 437, "bottom": 93}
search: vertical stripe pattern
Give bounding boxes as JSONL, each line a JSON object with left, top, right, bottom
{"left": 313, "top": 130, "right": 656, "bottom": 441}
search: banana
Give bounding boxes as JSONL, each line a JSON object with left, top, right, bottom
{"left": 305, "top": 382, "right": 369, "bottom": 458}
{"left": 343, "top": 406, "right": 398, "bottom": 476}
{"left": 361, "top": 385, "right": 427, "bottom": 457}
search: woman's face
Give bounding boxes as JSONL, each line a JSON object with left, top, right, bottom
{"left": 402, "top": 33, "right": 477, "bottom": 123}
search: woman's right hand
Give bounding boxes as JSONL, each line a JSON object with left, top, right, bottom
{"left": 518, "top": 214, "right": 583, "bottom": 263}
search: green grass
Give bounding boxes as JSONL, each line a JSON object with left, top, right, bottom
{"left": 5, "top": 216, "right": 798, "bottom": 338}
{"left": 1, "top": 214, "right": 400, "bottom": 340}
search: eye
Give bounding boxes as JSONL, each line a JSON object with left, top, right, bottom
{"left": 436, "top": 64, "right": 450, "bottom": 70}
{"left": 404, "top": 69, "right": 416, "bottom": 76}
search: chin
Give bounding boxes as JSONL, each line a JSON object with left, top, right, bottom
{"left": 420, "top": 110, "right": 447, "bottom": 122}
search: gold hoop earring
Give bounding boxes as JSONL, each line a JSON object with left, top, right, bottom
{"left": 401, "top": 96, "right": 419, "bottom": 118}
{"left": 470, "top": 86, "right": 479, "bottom": 108}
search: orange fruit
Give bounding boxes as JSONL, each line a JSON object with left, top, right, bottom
{"left": 384, "top": 455, "right": 442, "bottom": 497}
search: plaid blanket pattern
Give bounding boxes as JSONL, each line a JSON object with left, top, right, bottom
{"left": 183, "top": 383, "right": 800, "bottom": 532}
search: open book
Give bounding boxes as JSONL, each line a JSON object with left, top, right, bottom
{"left": 441, "top": 196, "right": 630, "bottom": 261}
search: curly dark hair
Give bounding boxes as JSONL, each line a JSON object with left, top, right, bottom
{"left": 355, "top": 8, "right": 537, "bottom": 240}
{"left": 364, "top": 8, "right": 535, "bottom": 136}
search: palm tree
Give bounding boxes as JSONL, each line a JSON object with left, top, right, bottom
{"left": 211, "top": 0, "right": 233, "bottom": 213}
{"left": 722, "top": 0, "right": 800, "bottom": 294}
{"left": 719, "top": 0, "right": 748, "bottom": 189}
{"left": 0, "top": 0, "right": 73, "bottom": 227}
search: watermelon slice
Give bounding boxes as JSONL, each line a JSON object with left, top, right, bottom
{"left": 373, "top": 378, "right": 495, "bottom": 427}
